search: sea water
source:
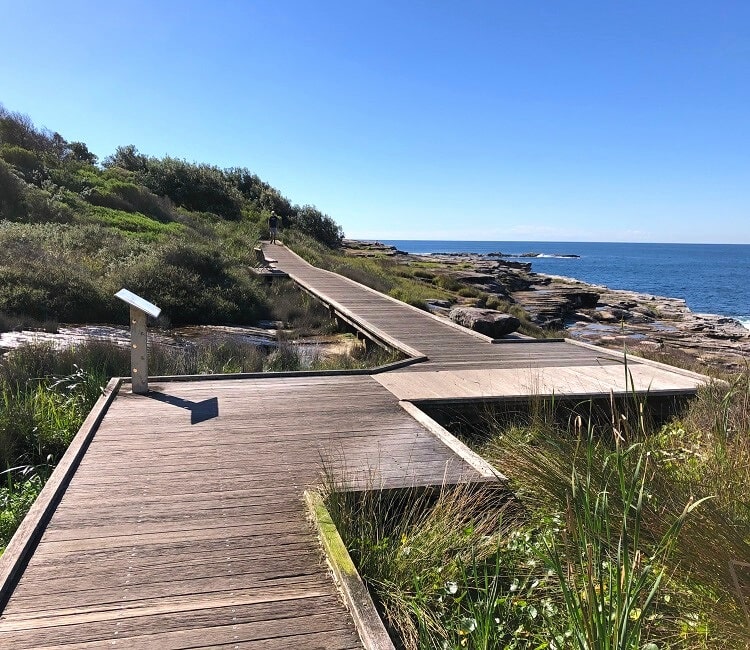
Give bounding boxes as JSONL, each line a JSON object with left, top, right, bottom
{"left": 381, "top": 241, "right": 750, "bottom": 330}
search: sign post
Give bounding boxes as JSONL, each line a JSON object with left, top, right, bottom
{"left": 114, "top": 289, "right": 162, "bottom": 395}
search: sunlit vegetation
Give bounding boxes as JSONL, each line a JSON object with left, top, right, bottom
{"left": 0, "top": 104, "right": 343, "bottom": 329}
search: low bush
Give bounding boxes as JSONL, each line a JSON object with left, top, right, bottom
{"left": 473, "top": 385, "right": 750, "bottom": 648}
{"left": 0, "top": 364, "right": 105, "bottom": 471}
{"left": 435, "top": 274, "right": 463, "bottom": 292}
{"left": 0, "top": 145, "right": 44, "bottom": 182}
{"left": 265, "top": 279, "right": 337, "bottom": 335}
{"left": 0, "top": 266, "right": 111, "bottom": 323}
{"left": 457, "top": 286, "right": 481, "bottom": 298}
{"left": 0, "top": 468, "right": 46, "bottom": 553}
{"left": 333, "top": 260, "right": 395, "bottom": 294}
{"left": 0, "top": 221, "right": 269, "bottom": 326}
{"left": 83, "top": 179, "right": 176, "bottom": 223}
{"left": 0, "top": 160, "right": 26, "bottom": 221}
{"left": 117, "top": 244, "right": 267, "bottom": 325}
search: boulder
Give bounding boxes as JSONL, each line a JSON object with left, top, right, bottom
{"left": 449, "top": 307, "right": 521, "bottom": 337}
{"left": 425, "top": 299, "right": 453, "bottom": 316}
{"left": 592, "top": 308, "right": 632, "bottom": 323}
{"left": 559, "top": 289, "right": 600, "bottom": 309}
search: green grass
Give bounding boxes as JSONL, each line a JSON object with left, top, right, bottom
{"left": 0, "top": 467, "right": 46, "bottom": 553}
{"left": 541, "top": 434, "right": 711, "bottom": 650}
{"left": 475, "top": 383, "right": 750, "bottom": 648}
{"left": 85, "top": 205, "right": 184, "bottom": 241}
{"left": 0, "top": 360, "right": 106, "bottom": 552}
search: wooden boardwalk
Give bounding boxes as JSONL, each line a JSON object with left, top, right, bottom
{"left": 267, "top": 243, "right": 705, "bottom": 401}
{"left": 0, "top": 376, "right": 484, "bottom": 648}
{"left": 0, "top": 243, "right": 707, "bottom": 648}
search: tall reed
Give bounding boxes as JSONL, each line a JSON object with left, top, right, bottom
{"left": 541, "top": 429, "right": 711, "bottom": 650}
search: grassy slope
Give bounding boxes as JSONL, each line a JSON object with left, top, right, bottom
{"left": 0, "top": 105, "right": 342, "bottom": 329}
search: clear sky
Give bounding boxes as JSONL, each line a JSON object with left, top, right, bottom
{"left": 1, "top": 1, "right": 748, "bottom": 243}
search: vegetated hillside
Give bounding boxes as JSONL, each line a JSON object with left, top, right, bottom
{"left": 0, "top": 104, "right": 343, "bottom": 328}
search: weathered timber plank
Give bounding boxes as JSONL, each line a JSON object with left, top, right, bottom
{"left": 5, "top": 572, "right": 335, "bottom": 615}
{"left": 0, "top": 594, "right": 351, "bottom": 642}
{"left": 11, "top": 550, "right": 328, "bottom": 600}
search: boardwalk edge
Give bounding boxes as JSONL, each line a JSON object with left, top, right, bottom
{"left": 304, "top": 490, "right": 396, "bottom": 650}
{"left": 399, "top": 401, "right": 507, "bottom": 481}
{"left": 136, "top": 355, "right": 428, "bottom": 384}
{"left": 565, "top": 338, "right": 712, "bottom": 382}
{"left": 0, "top": 377, "right": 122, "bottom": 610}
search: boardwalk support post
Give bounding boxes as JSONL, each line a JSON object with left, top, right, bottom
{"left": 114, "top": 289, "right": 161, "bottom": 395}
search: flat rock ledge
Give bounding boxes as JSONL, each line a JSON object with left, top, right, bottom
{"left": 449, "top": 307, "right": 521, "bottom": 338}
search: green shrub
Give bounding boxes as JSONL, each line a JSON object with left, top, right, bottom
{"left": 0, "top": 470, "right": 45, "bottom": 552}
{"left": 115, "top": 243, "right": 267, "bottom": 325}
{"left": 0, "top": 145, "right": 44, "bottom": 182}
{"left": 485, "top": 295, "right": 503, "bottom": 310}
{"left": 105, "top": 150, "right": 244, "bottom": 219}
{"left": 0, "top": 364, "right": 104, "bottom": 470}
{"left": 435, "top": 274, "right": 463, "bottom": 292}
{"left": 333, "top": 261, "right": 394, "bottom": 294}
{"left": 83, "top": 180, "right": 175, "bottom": 222}
{"left": 22, "top": 184, "right": 74, "bottom": 224}
{"left": 283, "top": 230, "right": 330, "bottom": 267}
{"left": 0, "top": 311, "right": 58, "bottom": 334}
{"left": 286, "top": 204, "right": 343, "bottom": 248}
{"left": 265, "top": 279, "right": 336, "bottom": 335}
{"left": 0, "top": 160, "right": 26, "bottom": 220}
{"left": 541, "top": 435, "right": 710, "bottom": 650}
{"left": 0, "top": 266, "right": 110, "bottom": 322}
{"left": 263, "top": 342, "right": 302, "bottom": 372}
{"left": 458, "top": 286, "right": 481, "bottom": 298}
{"left": 469, "top": 386, "right": 750, "bottom": 648}
{"left": 324, "top": 482, "right": 548, "bottom": 649}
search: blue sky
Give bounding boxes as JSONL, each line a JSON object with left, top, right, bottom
{"left": 1, "top": 1, "right": 748, "bottom": 243}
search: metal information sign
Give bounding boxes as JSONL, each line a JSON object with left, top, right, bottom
{"left": 114, "top": 289, "right": 161, "bottom": 394}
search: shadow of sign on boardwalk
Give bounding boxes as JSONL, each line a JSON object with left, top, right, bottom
{"left": 147, "top": 391, "right": 219, "bottom": 424}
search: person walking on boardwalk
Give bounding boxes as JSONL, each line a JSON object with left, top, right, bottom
{"left": 268, "top": 212, "right": 280, "bottom": 244}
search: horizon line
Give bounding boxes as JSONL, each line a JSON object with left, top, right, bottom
{"left": 345, "top": 237, "right": 750, "bottom": 246}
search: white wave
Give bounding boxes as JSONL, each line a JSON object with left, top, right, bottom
{"left": 739, "top": 319, "right": 750, "bottom": 331}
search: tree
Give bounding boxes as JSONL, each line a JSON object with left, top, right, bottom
{"left": 103, "top": 145, "right": 148, "bottom": 172}
{"left": 67, "top": 141, "right": 98, "bottom": 165}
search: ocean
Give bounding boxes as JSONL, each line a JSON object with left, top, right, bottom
{"left": 381, "top": 241, "right": 750, "bottom": 330}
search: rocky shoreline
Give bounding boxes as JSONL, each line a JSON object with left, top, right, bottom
{"left": 344, "top": 240, "right": 750, "bottom": 371}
